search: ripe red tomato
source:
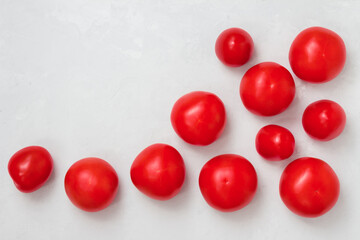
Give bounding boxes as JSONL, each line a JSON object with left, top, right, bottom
{"left": 8, "top": 146, "right": 53, "bottom": 193}
{"left": 64, "top": 158, "right": 119, "bottom": 212}
{"left": 289, "top": 26, "right": 346, "bottom": 83}
{"left": 302, "top": 100, "right": 346, "bottom": 141}
{"left": 171, "top": 91, "right": 226, "bottom": 145}
{"left": 279, "top": 157, "right": 340, "bottom": 218}
{"left": 215, "top": 27, "right": 254, "bottom": 67}
{"left": 255, "top": 125, "right": 295, "bottom": 161}
{"left": 130, "top": 143, "right": 185, "bottom": 200}
{"left": 199, "top": 154, "right": 257, "bottom": 212}
{"left": 240, "top": 62, "right": 295, "bottom": 116}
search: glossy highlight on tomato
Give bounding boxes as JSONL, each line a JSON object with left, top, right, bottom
{"left": 8, "top": 146, "right": 53, "bottom": 193}
{"left": 289, "top": 26, "right": 346, "bottom": 83}
{"left": 255, "top": 125, "right": 295, "bottom": 161}
{"left": 302, "top": 100, "right": 346, "bottom": 141}
{"left": 171, "top": 91, "right": 226, "bottom": 145}
{"left": 130, "top": 143, "right": 185, "bottom": 200}
{"left": 64, "top": 158, "right": 119, "bottom": 212}
{"left": 199, "top": 154, "right": 257, "bottom": 212}
{"left": 280, "top": 157, "right": 340, "bottom": 218}
{"left": 240, "top": 62, "right": 295, "bottom": 116}
{"left": 215, "top": 27, "right": 254, "bottom": 67}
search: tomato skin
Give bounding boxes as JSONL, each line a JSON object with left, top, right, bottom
{"left": 279, "top": 157, "right": 340, "bottom": 218}
{"left": 199, "top": 154, "right": 257, "bottom": 212}
{"left": 302, "top": 100, "right": 346, "bottom": 141}
{"left": 255, "top": 125, "right": 295, "bottom": 161}
{"left": 215, "top": 28, "right": 254, "bottom": 67}
{"left": 240, "top": 62, "right": 295, "bottom": 116}
{"left": 130, "top": 143, "right": 185, "bottom": 201}
{"left": 64, "top": 158, "right": 119, "bottom": 212}
{"left": 8, "top": 146, "right": 53, "bottom": 193}
{"left": 289, "top": 26, "right": 346, "bottom": 83}
{"left": 171, "top": 91, "right": 226, "bottom": 146}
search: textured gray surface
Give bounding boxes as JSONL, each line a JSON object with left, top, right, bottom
{"left": 0, "top": 0, "right": 359, "bottom": 239}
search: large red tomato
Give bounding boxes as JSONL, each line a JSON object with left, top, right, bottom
{"left": 280, "top": 157, "right": 340, "bottom": 218}
{"left": 171, "top": 91, "right": 226, "bottom": 145}
{"left": 8, "top": 146, "right": 53, "bottom": 193}
{"left": 289, "top": 26, "right": 346, "bottom": 83}
{"left": 199, "top": 154, "right": 257, "bottom": 212}
{"left": 130, "top": 143, "right": 185, "bottom": 200}
{"left": 302, "top": 100, "right": 346, "bottom": 141}
{"left": 64, "top": 158, "right": 119, "bottom": 212}
{"left": 215, "top": 27, "right": 254, "bottom": 67}
{"left": 240, "top": 62, "right": 295, "bottom": 116}
{"left": 255, "top": 124, "right": 295, "bottom": 161}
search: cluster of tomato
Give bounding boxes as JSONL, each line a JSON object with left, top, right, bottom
{"left": 8, "top": 26, "right": 346, "bottom": 218}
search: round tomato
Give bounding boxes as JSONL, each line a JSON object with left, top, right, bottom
{"left": 302, "top": 100, "right": 346, "bottom": 141}
{"left": 8, "top": 146, "right": 53, "bottom": 193}
{"left": 171, "top": 91, "right": 226, "bottom": 145}
{"left": 130, "top": 143, "right": 185, "bottom": 200}
{"left": 215, "top": 27, "right": 254, "bottom": 67}
{"left": 280, "top": 157, "right": 340, "bottom": 218}
{"left": 240, "top": 62, "right": 295, "bottom": 116}
{"left": 289, "top": 26, "right": 346, "bottom": 83}
{"left": 255, "top": 125, "right": 295, "bottom": 161}
{"left": 199, "top": 154, "right": 257, "bottom": 212}
{"left": 64, "top": 158, "right": 119, "bottom": 212}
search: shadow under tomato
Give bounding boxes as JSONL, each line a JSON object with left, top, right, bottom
{"left": 260, "top": 156, "right": 293, "bottom": 171}
{"left": 25, "top": 159, "right": 57, "bottom": 202}
{"left": 256, "top": 92, "right": 302, "bottom": 129}
{"left": 82, "top": 174, "right": 123, "bottom": 221}
{"left": 220, "top": 45, "right": 259, "bottom": 79}
{"left": 307, "top": 119, "right": 353, "bottom": 163}
{"left": 211, "top": 173, "right": 264, "bottom": 223}
{"left": 179, "top": 110, "right": 236, "bottom": 160}
{"left": 140, "top": 167, "right": 192, "bottom": 212}
{"left": 289, "top": 190, "right": 347, "bottom": 230}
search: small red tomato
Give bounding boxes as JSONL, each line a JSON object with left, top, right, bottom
{"left": 289, "top": 26, "right": 346, "bottom": 83}
{"left": 255, "top": 125, "right": 295, "bottom": 161}
{"left": 215, "top": 27, "right": 254, "bottom": 67}
{"left": 171, "top": 91, "right": 226, "bottom": 145}
{"left": 130, "top": 143, "right": 185, "bottom": 201}
{"left": 280, "top": 157, "right": 340, "bottom": 218}
{"left": 240, "top": 62, "right": 295, "bottom": 116}
{"left": 64, "top": 158, "right": 119, "bottom": 212}
{"left": 199, "top": 154, "right": 257, "bottom": 212}
{"left": 302, "top": 100, "right": 346, "bottom": 141}
{"left": 8, "top": 146, "right": 53, "bottom": 193}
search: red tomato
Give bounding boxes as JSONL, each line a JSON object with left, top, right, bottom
{"left": 289, "top": 26, "right": 346, "bottom": 83}
{"left": 130, "top": 143, "right": 185, "bottom": 200}
{"left": 215, "top": 28, "right": 254, "bottom": 67}
{"left": 280, "top": 157, "right": 340, "bottom": 218}
{"left": 8, "top": 146, "right": 53, "bottom": 193}
{"left": 240, "top": 62, "right": 295, "bottom": 116}
{"left": 199, "top": 154, "right": 257, "bottom": 212}
{"left": 255, "top": 125, "right": 295, "bottom": 161}
{"left": 302, "top": 100, "right": 346, "bottom": 141}
{"left": 64, "top": 158, "right": 119, "bottom": 212}
{"left": 171, "top": 91, "right": 226, "bottom": 145}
